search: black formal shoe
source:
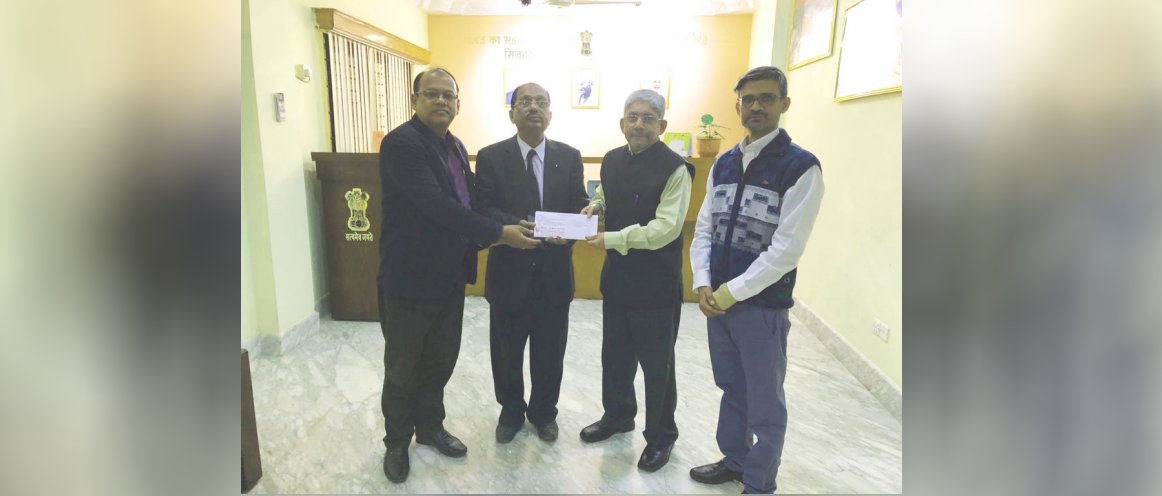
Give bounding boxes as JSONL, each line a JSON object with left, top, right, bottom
{"left": 690, "top": 459, "right": 743, "bottom": 485}
{"left": 637, "top": 443, "right": 674, "bottom": 472}
{"left": 416, "top": 429, "right": 468, "bottom": 458}
{"left": 382, "top": 445, "right": 409, "bottom": 483}
{"left": 533, "top": 420, "right": 559, "bottom": 442}
{"left": 495, "top": 422, "right": 521, "bottom": 444}
{"left": 579, "top": 419, "right": 635, "bottom": 443}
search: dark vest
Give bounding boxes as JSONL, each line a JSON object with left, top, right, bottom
{"left": 599, "top": 141, "right": 695, "bottom": 308}
{"left": 708, "top": 129, "right": 820, "bottom": 309}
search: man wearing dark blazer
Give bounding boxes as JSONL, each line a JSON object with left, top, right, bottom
{"left": 474, "top": 82, "right": 590, "bottom": 444}
{"left": 377, "top": 69, "right": 540, "bottom": 484}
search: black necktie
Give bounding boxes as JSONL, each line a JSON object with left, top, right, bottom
{"left": 526, "top": 148, "right": 541, "bottom": 207}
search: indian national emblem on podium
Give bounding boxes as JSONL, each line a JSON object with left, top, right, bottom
{"left": 344, "top": 188, "right": 374, "bottom": 241}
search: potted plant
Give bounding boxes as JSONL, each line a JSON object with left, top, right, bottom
{"left": 694, "top": 114, "right": 730, "bottom": 157}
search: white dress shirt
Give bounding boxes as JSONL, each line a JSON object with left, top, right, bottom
{"left": 690, "top": 130, "right": 825, "bottom": 302}
{"left": 517, "top": 136, "right": 547, "bottom": 208}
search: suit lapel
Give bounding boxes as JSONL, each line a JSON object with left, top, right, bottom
{"left": 506, "top": 136, "right": 524, "bottom": 177}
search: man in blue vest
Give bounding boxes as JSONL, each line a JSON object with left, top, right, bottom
{"left": 687, "top": 66, "right": 825, "bottom": 494}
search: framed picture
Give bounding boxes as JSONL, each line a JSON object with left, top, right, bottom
{"left": 571, "top": 69, "right": 600, "bottom": 109}
{"left": 834, "top": 0, "right": 902, "bottom": 101}
{"left": 662, "top": 132, "right": 692, "bottom": 157}
{"left": 587, "top": 180, "right": 601, "bottom": 200}
{"left": 640, "top": 70, "right": 671, "bottom": 108}
{"left": 788, "top": 0, "right": 838, "bottom": 70}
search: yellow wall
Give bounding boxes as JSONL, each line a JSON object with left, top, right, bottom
{"left": 428, "top": 14, "right": 752, "bottom": 182}
{"left": 758, "top": 0, "right": 902, "bottom": 385}
{"left": 242, "top": 0, "right": 428, "bottom": 342}
{"left": 242, "top": 0, "right": 279, "bottom": 342}
{"left": 242, "top": 0, "right": 257, "bottom": 343}
{"left": 241, "top": 169, "right": 259, "bottom": 343}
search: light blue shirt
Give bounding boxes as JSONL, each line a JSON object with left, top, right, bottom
{"left": 517, "top": 136, "right": 546, "bottom": 208}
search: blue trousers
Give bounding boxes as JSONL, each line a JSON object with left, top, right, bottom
{"left": 708, "top": 303, "right": 791, "bottom": 494}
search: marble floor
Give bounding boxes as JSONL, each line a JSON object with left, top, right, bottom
{"left": 247, "top": 297, "right": 902, "bottom": 494}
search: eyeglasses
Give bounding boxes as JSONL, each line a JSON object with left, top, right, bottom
{"left": 417, "top": 90, "right": 458, "bottom": 102}
{"left": 739, "top": 93, "right": 782, "bottom": 107}
{"left": 515, "top": 99, "right": 550, "bottom": 109}
{"left": 624, "top": 113, "right": 659, "bottom": 125}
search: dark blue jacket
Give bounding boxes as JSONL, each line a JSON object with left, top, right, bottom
{"left": 377, "top": 115, "right": 502, "bottom": 300}
{"left": 708, "top": 129, "right": 820, "bottom": 309}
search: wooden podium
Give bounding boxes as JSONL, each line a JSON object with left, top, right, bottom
{"left": 313, "top": 152, "right": 714, "bottom": 322}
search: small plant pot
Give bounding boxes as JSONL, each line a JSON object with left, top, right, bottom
{"left": 695, "top": 137, "right": 723, "bottom": 157}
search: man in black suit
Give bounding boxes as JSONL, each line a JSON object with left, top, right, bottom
{"left": 474, "top": 82, "right": 590, "bottom": 444}
{"left": 377, "top": 68, "right": 540, "bottom": 484}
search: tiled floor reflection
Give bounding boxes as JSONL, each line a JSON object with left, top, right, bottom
{"left": 247, "top": 297, "right": 901, "bottom": 494}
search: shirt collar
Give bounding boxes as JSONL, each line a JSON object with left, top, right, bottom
{"left": 740, "top": 128, "right": 782, "bottom": 154}
{"left": 628, "top": 140, "right": 664, "bottom": 156}
{"left": 517, "top": 135, "right": 547, "bottom": 161}
{"left": 410, "top": 114, "right": 459, "bottom": 147}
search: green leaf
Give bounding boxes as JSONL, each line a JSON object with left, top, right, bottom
{"left": 700, "top": 114, "right": 713, "bottom": 125}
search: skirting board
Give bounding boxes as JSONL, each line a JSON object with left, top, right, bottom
{"left": 791, "top": 297, "right": 902, "bottom": 423}
{"left": 242, "top": 296, "right": 328, "bottom": 358}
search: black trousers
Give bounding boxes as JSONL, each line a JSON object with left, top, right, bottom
{"left": 490, "top": 266, "right": 570, "bottom": 427}
{"left": 378, "top": 286, "right": 465, "bottom": 448}
{"left": 600, "top": 300, "right": 681, "bottom": 447}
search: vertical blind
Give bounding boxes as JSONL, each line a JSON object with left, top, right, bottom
{"left": 325, "top": 33, "right": 412, "bottom": 152}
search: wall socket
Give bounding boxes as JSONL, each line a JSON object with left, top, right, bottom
{"left": 872, "top": 319, "right": 890, "bottom": 342}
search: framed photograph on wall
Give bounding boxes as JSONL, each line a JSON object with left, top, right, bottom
{"left": 834, "top": 0, "right": 902, "bottom": 101}
{"left": 571, "top": 69, "right": 600, "bottom": 109}
{"left": 640, "top": 70, "right": 671, "bottom": 108}
{"left": 788, "top": 0, "right": 838, "bottom": 70}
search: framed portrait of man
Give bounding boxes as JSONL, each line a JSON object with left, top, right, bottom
{"left": 639, "top": 70, "right": 671, "bottom": 109}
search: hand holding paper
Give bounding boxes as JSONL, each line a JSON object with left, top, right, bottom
{"left": 533, "top": 211, "right": 598, "bottom": 241}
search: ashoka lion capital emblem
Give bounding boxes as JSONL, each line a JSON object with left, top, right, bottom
{"left": 345, "top": 188, "right": 371, "bottom": 232}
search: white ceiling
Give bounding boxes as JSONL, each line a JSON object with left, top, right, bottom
{"left": 405, "top": 0, "right": 758, "bottom": 16}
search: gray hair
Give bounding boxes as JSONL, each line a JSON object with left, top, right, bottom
{"left": 623, "top": 89, "right": 666, "bottom": 120}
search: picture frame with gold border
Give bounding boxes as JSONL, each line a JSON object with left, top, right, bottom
{"left": 788, "top": 0, "right": 838, "bottom": 70}
{"left": 834, "top": 0, "right": 903, "bottom": 102}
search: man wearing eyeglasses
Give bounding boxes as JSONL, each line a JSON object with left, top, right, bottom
{"left": 377, "top": 68, "right": 540, "bottom": 484}
{"left": 578, "top": 89, "right": 694, "bottom": 473}
{"left": 473, "top": 83, "right": 589, "bottom": 445}
{"left": 687, "top": 66, "right": 824, "bottom": 494}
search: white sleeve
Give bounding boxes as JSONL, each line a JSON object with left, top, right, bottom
{"left": 690, "top": 164, "right": 716, "bottom": 290}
